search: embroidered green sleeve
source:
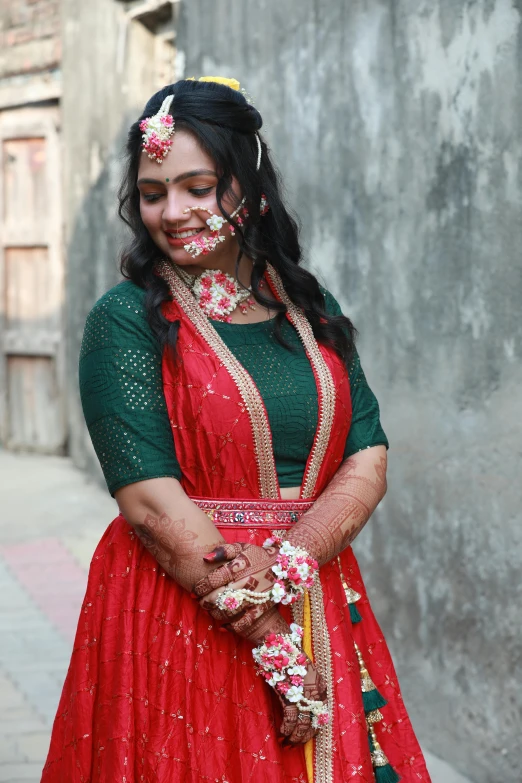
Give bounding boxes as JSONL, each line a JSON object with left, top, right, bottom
{"left": 322, "top": 289, "right": 389, "bottom": 457}
{"left": 79, "top": 281, "right": 182, "bottom": 496}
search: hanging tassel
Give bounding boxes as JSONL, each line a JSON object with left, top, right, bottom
{"left": 361, "top": 676, "right": 388, "bottom": 712}
{"left": 369, "top": 726, "right": 401, "bottom": 783}
{"left": 337, "top": 557, "right": 362, "bottom": 623}
{"left": 366, "top": 708, "right": 383, "bottom": 725}
{"left": 354, "top": 643, "right": 388, "bottom": 712}
{"left": 349, "top": 601, "right": 362, "bottom": 624}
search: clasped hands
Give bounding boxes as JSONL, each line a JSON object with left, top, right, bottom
{"left": 194, "top": 542, "right": 326, "bottom": 746}
{"left": 194, "top": 541, "right": 278, "bottom": 635}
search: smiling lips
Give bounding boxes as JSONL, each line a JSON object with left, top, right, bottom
{"left": 164, "top": 227, "right": 204, "bottom": 246}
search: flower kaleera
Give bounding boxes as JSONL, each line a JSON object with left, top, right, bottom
{"left": 252, "top": 624, "right": 330, "bottom": 730}
{"left": 217, "top": 534, "right": 319, "bottom": 612}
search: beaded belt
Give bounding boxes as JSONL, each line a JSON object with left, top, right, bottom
{"left": 191, "top": 497, "right": 314, "bottom": 528}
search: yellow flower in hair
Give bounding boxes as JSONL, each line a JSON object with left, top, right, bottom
{"left": 190, "top": 76, "right": 241, "bottom": 91}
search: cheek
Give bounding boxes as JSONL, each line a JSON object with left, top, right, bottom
{"left": 139, "top": 201, "right": 162, "bottom": 232}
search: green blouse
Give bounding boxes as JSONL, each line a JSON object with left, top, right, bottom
{"left": 79, "top": 281, "right": 388, "bottom": 496}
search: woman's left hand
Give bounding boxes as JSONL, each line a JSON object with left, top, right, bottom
{"left": 194, "top": 543, "right": 279, "bottom": 631}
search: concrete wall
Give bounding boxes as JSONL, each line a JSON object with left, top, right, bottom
{"left": 178, "top": 2, "right": 522, "bottom": 781}
{"left": 0, "top": 0, "right": 60, "bottom": 79}
{"left": 62, "top": 0, "right": 174, "bottom": 475}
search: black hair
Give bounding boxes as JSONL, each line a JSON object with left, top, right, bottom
{"left": 118, "top": 78, "right": 356, "bottom": 361}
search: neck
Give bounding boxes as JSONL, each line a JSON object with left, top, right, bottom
{"left": 182, "top": 254, "right": 254, "bottom": 288}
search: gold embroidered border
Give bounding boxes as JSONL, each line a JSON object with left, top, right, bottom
{"left": 310, "top": 576, "right": 334, "bottom": 783}
{"left": 265, "top": 265, "right": 337, "bottom": 499}
{"left": 157, "top": 261, "right": 280, "bottom": 499}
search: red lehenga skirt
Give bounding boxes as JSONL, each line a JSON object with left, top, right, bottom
{"left": 42, "top": 499, "right": 430, "bottom": 783}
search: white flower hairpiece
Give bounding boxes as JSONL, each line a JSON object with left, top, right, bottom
{"left": 139, "top": 94, "right": 175, "bottom": 163}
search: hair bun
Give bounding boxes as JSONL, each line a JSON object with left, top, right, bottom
{"left": 246, "top": 103, "right": 263, "bottom": 132}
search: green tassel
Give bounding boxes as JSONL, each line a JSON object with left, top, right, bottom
{"left": 369, "top": 731, "right": 401, "bottom": 783}
{"left": 362, "top": 687, "right": 387, "bottom": 713}
{"left": 349, "top": 602, "right": 362, "bottom": 623}
{"left": 374, "top": 764, "right": 400, "bottom": 783}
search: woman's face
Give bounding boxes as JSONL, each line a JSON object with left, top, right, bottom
{"left": 137, "top": 129, "right": 242, "bottom": 272}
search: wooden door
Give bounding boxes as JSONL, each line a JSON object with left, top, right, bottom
{"left": 0, "top": 104, "right": 66, "bottom": 453}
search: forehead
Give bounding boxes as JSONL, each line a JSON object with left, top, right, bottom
{"left": 137, "top": 129, "right": 216, "bottom": 179}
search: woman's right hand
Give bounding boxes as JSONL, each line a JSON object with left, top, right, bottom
{"left": 277, "top": 659, "right": 327, "bottom": 745}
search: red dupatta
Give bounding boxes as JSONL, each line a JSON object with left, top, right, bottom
{"left": 157, "top": 262, "right": 352, "bottom": 500}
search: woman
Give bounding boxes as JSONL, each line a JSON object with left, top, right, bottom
{"left": 42, "top": 77, "right": 431, "bottom": 783}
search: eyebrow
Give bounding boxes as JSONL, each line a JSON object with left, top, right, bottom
{"left": 137, "top": 169, "right": 217, "bottom": 186}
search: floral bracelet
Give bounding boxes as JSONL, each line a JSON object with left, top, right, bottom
{"left": 216, "top": 535, "right": 319, "bottom": 613}
{"left": 252, "top": 624, "right": 330, "bottom": 729}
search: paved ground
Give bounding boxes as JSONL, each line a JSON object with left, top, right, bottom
{"left": 0, "top": 450, "right": 473, "bottom": 783}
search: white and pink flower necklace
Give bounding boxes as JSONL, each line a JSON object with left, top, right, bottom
{"left": 175, "top": 266, "right": 258, "bottom": 323}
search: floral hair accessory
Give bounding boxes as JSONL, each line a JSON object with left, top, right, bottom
{"left": 216, "top": 535, "right": 318, "bottom": 612}
{"left": 252, "top": 624, "right": 330, "bottom": 729}
{"left": 139, "top": 94, "right": 175, "bottom": 163}
{"left": 189, "top": 75, "right": 241, "bottom": 91}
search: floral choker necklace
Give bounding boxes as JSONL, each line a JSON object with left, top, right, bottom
{"left": 175, "top": 266, "right": 257, "bottom": 322}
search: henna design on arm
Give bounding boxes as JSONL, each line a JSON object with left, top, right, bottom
{"left": 133, "top": 512, "right": 225, "bottom": 592}
{"left": 287, "top": 452, "right": 387, "bottom": 565}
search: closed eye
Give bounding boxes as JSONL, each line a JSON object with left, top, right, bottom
{"left": 189, "top": 187, "right": 213, "bottom": 197}
{"left": 141, "top": 193, "right": 162, "bottom": 202}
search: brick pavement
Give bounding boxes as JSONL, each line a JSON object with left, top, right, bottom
{"left": 0, "top": 450, "right": 472, "bottom": 783}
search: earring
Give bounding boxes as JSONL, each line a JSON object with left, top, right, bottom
{"left": 260, "top": 194, "right": 269, "bottom": 216}
{"left": 182, "top": 207, "right": 228, "bottom": 258}
{"left": 228, "top": 195, "right": 270, "bottom": 236}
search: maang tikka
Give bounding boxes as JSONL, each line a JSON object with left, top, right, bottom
{"left": 140, "top": 94, "right": 175, "bottom": 163}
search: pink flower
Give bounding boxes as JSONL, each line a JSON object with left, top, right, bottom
{"left": 297, "top": 654, "right": 307, "bottom": 665}
{"left": 201, "top": 276, "right": 212, "bottom": 289}
{"left": 199, "top": 290, "right": 212, "bottom": 304}
{"left": 317, "top": 713, "right": 329, "bottom": 726}
{"left": 277, "top": 681, "right": 290, "bottom": 694}
{"left": 286, "top": 568, "right": 302, "bottom": 585}
{"left": 265, "top": 633, "right": 278, "bottom": 646}
{"left": 218, "top": 296, "right": 232, "bottom": 309}
{"left": 272, "top": 655, "right": 290, "bottom": 670}
{"left": 224, "top": 280, "right": 236, "bottom": 294}
{"left": 214, "top": 271, "right": 227, "bottom": 285}
{"left": 223, "top": 595, "right": 239, "bottom": 611}
{"left": 290, "top": 675, "right": 304, "bottom": 686}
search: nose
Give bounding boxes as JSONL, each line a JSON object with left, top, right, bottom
{"left": 161, "top": 191, "right": 191, "bottom": 226}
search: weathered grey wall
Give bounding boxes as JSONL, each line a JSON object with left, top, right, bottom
{"left": 62, "top": 0, "right": 169, "bottom": 475}
{"left": 179, "top": 2, "right": 522, "bottom": 781}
